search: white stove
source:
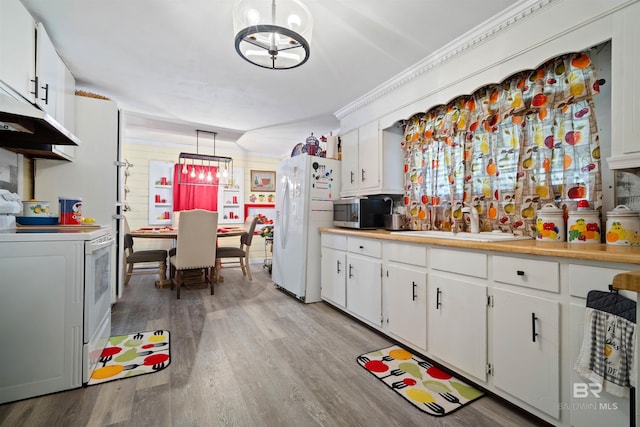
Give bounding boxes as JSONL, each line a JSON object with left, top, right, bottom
{"left": 0, "top": 225, "right": 114, "bottom": 403}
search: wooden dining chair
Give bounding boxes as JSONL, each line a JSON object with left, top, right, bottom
{"left": 169, "top": 209, "right": 218, "bottom": 299}
{"left": 216, "top": 215, "right": 259, "bottom": 281}
{"left": 123, "top": 216, "right": 169, "bottom": 287}
{"left": 123, "top": 234, "right": 169, "bottom": 287}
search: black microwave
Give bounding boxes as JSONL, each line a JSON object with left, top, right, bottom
{"left": 333, "top": 198, "right": 391, "bottom": 229}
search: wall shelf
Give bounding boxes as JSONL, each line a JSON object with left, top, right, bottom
{"left": 148, "top": 160, "right": 174, "bottom": 225}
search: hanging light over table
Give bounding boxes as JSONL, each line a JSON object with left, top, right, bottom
{"left": 178, "top": 130, "right": 234, "bottom": 186}
{"left": 233, "top": 0, "right": 313, "bottom": 70}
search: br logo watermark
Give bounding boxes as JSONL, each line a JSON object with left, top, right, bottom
{"left": 573, "top": 382, "right": 603, "bottom": 399}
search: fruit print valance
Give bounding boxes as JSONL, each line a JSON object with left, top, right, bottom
{"left": 401, "top": 51, "right": 603, "bottom": 236}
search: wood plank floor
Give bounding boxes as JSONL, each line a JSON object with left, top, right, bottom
{"left": 0, "top": 266, "right": 546, "bottom": 427}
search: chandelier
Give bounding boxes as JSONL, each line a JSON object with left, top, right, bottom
{"left": 178, "top": 130, "right": 233, "bottom": 186}
{"left": 233, "top": 0, "right": 313, "bottom": 70}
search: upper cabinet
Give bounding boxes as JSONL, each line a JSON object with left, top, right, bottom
{"left": 608, "top": 1, "right": 640, "bottom": 169}
{"left": 0, "top": 0, "right": 36, "bottom": 102}
{"left": 0, "top": 0, "right": 77, "bottom": 160}
{"left": 340, "top": 120, "right": 403, "bottom": 198}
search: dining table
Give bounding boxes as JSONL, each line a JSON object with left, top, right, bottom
{"left": 129, "top": 226, "right": 246, "bottom": 288}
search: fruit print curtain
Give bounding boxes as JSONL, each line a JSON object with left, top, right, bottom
{"left": 401, "top": 51, "right": 602, "bottom": 236}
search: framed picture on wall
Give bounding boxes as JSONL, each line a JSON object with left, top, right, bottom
{"left": 250, "top": 170, "right": 276, "bottom": 192}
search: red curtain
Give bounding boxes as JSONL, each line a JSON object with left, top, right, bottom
{"left": 173, "top": 164, "right": 219, "bottom": 211}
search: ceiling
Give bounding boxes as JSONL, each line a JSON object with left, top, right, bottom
{"left": 20, "top": 0, "right": 520, "bottom": 158}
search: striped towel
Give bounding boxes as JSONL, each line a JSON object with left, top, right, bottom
{"left": 574, "top": 307, "right": 636, "bottom": 398}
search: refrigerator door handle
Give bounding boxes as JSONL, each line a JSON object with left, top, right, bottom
{"left": 278, "top": 179, "right": 290, "bottom": 250}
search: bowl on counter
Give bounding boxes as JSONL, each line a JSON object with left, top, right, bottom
{"left": 16, "top": 216, "right": 59, "bottom": 226}
{"left": 22, "top": 200, "right": 51, "bottom": 217}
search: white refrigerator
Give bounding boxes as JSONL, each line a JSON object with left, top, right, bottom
{"left": 35, "top": 96, "right": 124, "bottom": 302}
{"left": 272, "top": 154, "right": 341, "bottom": 303}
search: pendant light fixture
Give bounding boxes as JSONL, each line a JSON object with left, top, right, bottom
{"left": 178, "top": 130, "right": 234, "bottom": 186}
{"left": 233, "top": 0, "right": 313, "bottom": 70}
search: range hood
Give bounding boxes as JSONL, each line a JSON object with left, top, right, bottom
{"left": 0, "top": 85, "right": 81, "bottom": 160}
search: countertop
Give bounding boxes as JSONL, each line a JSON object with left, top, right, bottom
{"left": 318, "top": 227, "right": 640, "bottom": 265}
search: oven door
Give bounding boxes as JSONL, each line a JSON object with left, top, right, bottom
{"left": 84, "top": 235, "right": 114, "bottom": 342}
{"left": 83, "top": 234, "right": 114, "bottom": 382}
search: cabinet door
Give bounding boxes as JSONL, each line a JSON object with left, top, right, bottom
{"left": 346, "top": 254, "right": 382, "bottom": 327}
{"left": 321, "top": 247, "right": 346, "bottom": 307}
{"left": 357, "top": 121, "right": 380, "bottom": 190}
{"left": 340, "top": 129, "right": 359, "bottom": 194}
{"left": 35, "top": 23, "right": 60, "bottom": 118}
{"left": 385, "top": 264, "right": 427, "bottom": 350}
{"left": 428, "top": 272, "right": 487, "bottom": 380}
{"left": 0, "top": 0, "right": 36, "bottom": 102}
{"left": 493, "top": 288, "right": 559, "bottom": 418}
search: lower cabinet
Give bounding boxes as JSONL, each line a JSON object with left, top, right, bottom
{"left": 346, "top": 253, "right": 382, "bottom": 327}
{"left": 320, "top": 247, "right": 346, "bottom": 307}
{"left": 385, "top": 264, "right": 427, "bottom": 350}
{"left": 567, "top": 264, "right": 634, "bottom": 426}
{"left": 320, "top": 231, "right": 638, "bottom": 426}
{"left": 492, "top": 287, "right": 560, "bottom": 418}
{"left": 428, "top": 272, "right": 487, "bottom": 380}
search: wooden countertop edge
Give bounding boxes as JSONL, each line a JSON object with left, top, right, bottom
{"left": 318, "top": 227, "right": 640, "bottom": 265}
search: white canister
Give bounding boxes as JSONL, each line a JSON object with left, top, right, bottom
{"left": 567, "top": 200, "right": 601, "bottom": 243}
{"left": 22, "top": 200, "right": 51, "bottom": 217}
{"left": 605, "top": 205, "right": 640, "bottom": 245}
{"left": 535, "top": 203, "right": 565, "bottom": 241}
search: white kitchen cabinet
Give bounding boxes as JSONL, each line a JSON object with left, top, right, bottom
{"left": 148, "top": 160, "right": 174, "bottom": 225}
{"left": 383, "top": 241, "right": 427, "bottom": 350}
{"left": 35, "top": 23, "right": 63, "bottom": 120}
{"left": 320, "top": 233, "right": 347, "bottom": 307}
{"left": 492, "top": 287, "right": 560, "bottom": 419}
{"left": 339, "top": 128, "right": 359, "bottom": 194}
{"left": 608, "top": 1, "right": 640, "bottom": 168}
{"left": 0, "top": 0, "right": 36, "bottom": 103}
{"left": 428, "top": 272, "right": 487, "bottom": 380}
{"left": 339, "top": 120, "right": 403, "bottom": 197}
{"left": 385, "top": 264, "right": 427, "bottom": 350}
{"left": 567, "top": 264, "right": 634, "bottom": 427}
{"left": 428, "top": 248, "right": 487, "bottom": 380}
{"left": 346, "top": 237, "right": 382, "bottom": 327}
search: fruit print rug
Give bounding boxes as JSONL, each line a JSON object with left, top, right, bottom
{"left": 357, "top": 345, "right": 484, "bottom": 417}
{"left": 88, "top": 330, "right": 170, "bottom": 385}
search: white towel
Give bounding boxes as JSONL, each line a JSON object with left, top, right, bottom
{"left": 574, "top": 307, "right": 636, "bottom": 398}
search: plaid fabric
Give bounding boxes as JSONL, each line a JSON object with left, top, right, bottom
{"left": 575, "top": 307, "right": 636, "bottom": 397}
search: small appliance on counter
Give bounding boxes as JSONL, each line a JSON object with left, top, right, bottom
{"left": 0, "top": 189, "right": 21, "bottom": 230}
{"left": 333, "top": 197, "right": 392, "bottom": 229}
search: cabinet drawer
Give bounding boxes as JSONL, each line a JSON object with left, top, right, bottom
{"left": 568, "top": 264, "right": 633, "bottom": 299}
{"left": 430, "top": 248, "right": 487, "bottom": 278}
{"left": 493, "top": 256, "right": 559, "bottom": 293}
{"left": 321, "top": 233, "right": 347, "bottom": 251}
{"left": 348, "top": 237, "right": 381, "bottom": 258}
{"left": 387, "top": 242, "right": 427, "bottom": 267}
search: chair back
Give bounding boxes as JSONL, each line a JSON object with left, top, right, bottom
{"left": 124, "top": 233, "right": 134, "bottom": 252}
{"left": 241, "top": 215, "right": 260, "bottom": 247}
{"left": 174, "top": 209, "right": 218, "bottom": 270}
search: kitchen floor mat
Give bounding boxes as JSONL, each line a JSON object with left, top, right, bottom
{"left": 357, "top": 345, "right": 484, "bottom": 417}
{"left": 88, "top": 330, "right": 170, "bottom": 386}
